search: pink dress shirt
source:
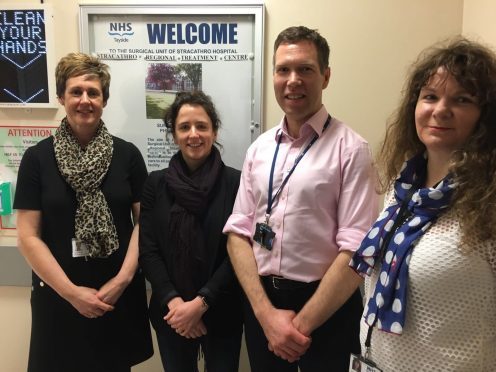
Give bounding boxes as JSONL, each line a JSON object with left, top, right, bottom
{"left": 223, "top": 106, "right": 378, "bottom": 282}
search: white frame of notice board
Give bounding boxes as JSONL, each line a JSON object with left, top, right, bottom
{"left": 79, "top": 2, "right": 264, "bottom": 172}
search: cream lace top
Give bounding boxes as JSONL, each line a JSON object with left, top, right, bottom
{"left": 361, "top": 194, "right": 496, "bottom": 372}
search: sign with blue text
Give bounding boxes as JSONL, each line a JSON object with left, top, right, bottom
{"left": 80, "top": 3, "right": 264, "bottom": 171}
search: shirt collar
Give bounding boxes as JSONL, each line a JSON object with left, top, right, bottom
{"left": 275, "top": 105, "right": 330, "bottom": 141}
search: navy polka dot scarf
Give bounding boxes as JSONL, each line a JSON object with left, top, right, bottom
{"left": 350, "top": 153, "right": 454, "bottom": 334}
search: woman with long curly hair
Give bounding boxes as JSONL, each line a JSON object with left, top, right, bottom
{"left": 350, "top": 37, "right": 496, "bottom": 371}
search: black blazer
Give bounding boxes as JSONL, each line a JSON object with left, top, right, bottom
{"left": 139, "top": 165, "right": 242, "bottom": 335}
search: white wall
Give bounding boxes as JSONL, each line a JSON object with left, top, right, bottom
{"left": 262, "top": 0, "right": 463, "bottom": 152}
{"left": 463, "top": 0, "right": 496, "bottom": 43}
{"left": 3, "top": 0, "right": 495, "bottom": 370}
{"left": 0, "top": 0, "right": 465, "bottom": 161}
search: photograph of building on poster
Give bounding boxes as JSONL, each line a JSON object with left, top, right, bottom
{"left": 145, "top": 62, "right": 202, "bottom": 119}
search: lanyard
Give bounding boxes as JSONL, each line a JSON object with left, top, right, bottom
{"left": 364, "top": 183, "right": 420, "bottom": 359}
{"left": 265, "top": 115, "right": 331, "bottom": 222}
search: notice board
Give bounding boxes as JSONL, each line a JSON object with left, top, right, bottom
{"left": 79, "top": 2, "right": 264, "bottom": 171}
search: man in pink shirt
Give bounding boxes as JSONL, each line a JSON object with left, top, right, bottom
{"left": 223, "top": 26, "right": 378, "bottom": 371}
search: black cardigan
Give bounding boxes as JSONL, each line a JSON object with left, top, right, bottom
{"left": 139, "top": 165, "right": 242, "bottom": 334}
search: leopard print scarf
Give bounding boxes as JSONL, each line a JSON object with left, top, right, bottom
{"left": 54, "top": 117, "right": 118, "bottom": 258}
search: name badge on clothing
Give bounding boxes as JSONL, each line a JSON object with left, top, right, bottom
{"left": 72, "top": 238, "right": 89, "bottom": 258}
{"left": 253, "top": 222, "right": 275, "bottom": 251}
{"left": 349, "top": 354, "right": 383, "bottom": 372}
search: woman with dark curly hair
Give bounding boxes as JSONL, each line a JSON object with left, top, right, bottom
{"left": 139, "top": 91, "right": 243, "bottom": 371}
{"left": 350, "top": 37, "right": 496, "bottom": 371}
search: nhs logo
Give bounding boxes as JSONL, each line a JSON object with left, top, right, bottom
{"left": 108, "top": 22, "right": 134, "bottom": 42}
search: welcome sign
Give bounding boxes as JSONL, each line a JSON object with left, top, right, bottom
{"left": 80, "top": 3, "right": 264, "bottom": 171}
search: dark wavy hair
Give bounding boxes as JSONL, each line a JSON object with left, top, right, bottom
{"left": 379, "top": 36, "right": 496, "bottom": 248}
{"left": 163, "top": 91, "right": 222, "bottom": 145}
{"left": 273, "top": 26, "right": 330, "bottom": 73}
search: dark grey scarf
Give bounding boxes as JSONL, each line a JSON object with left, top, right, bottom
{"left": 165, "top": 147, "right": 223, "bottom": 299}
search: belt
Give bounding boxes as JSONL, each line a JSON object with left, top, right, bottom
{"left": 261, "top": 275, "right": 320, "bottom": 290}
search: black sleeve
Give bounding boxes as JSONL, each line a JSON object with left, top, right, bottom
{"left": 197, "top": 247, "right": 237, "bottom": 308}
{"left": 126, "top": 141, "right": 148, "bottom": 203}
{"left": 138, "top": 172, "right": 179, "bottom": 310}
{"left": 197, "top": 167, "right": 241, "bottom": 307}
{"left": 13, "top": 145, "right": 42, "bottom": 210}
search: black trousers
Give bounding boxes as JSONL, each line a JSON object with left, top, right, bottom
{"left": 243, "top": 276, "right": 362, "bottom": 372}
{"left": 155, "top": 323, "right": 242, "bottom": 372}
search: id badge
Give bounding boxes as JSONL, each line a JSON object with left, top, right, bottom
{"left": 349, "top": 353, "right": 383, "bottom": 372}
{"left": 72, "top": 238, "right": 89, "bottom": 258}
{"left": 253, "top": 222, "right": 275, "bottom": 251}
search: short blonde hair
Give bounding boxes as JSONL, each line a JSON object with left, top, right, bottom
{"left": 55, "top": 53, "right": 111, "bottom": 102}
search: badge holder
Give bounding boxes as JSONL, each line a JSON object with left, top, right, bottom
{"left": 349, "top": 315, "right": 383, "bottom": 372}
{"left": 72, "top": 238, "right": 90, "bottom": 260}
{"left": 349, "top": 353, "right": 383, "bottom": 372}
{"left": 253, "top": 215, "right": 275, "bottom": 251}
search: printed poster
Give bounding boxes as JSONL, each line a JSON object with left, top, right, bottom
{"left": 85, "top": 11, "right": 262, "bottom": 171}
{"left": 0, "top": 125, "right": 57, "bottom": 229}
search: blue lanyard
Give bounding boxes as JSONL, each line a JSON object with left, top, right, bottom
{"left": 266, "top": 115, "right": 331, "bottom": 222}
